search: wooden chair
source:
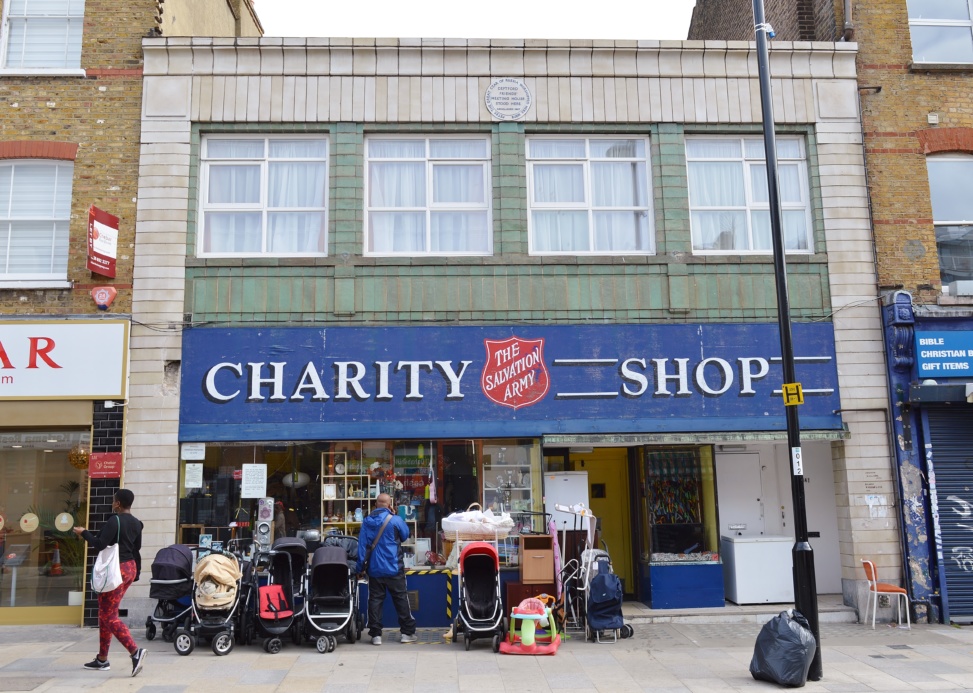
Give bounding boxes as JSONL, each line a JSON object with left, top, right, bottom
{"left": 861, "top": 559, "right": 910, "bottom": 629}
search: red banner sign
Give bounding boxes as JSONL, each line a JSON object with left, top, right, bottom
{"left": 86, "top": 205, "right": 119, "bottom": 278}
{"left": 89, "top": 452, "right": 123, "bottom": 479}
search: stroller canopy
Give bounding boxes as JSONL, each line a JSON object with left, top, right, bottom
{"left": 322, "top": 534, "right": 359, "bottom": 570}
{"left": 271, "top": 535, "right": 308, "bottom": 558}
{"left": 194, "top": 553, "right": 242, "bottom": 609}
{"left": 149, "top": 544, "right": 193, "bottom": 600}
{"left": 312, "top": 545, "right": 350, "bottom": 571}
{"left": 460, "top": 541, "right": 499, "bottom": 569}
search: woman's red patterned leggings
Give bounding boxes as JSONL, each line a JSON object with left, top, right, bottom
{"left": 98, "top": 559, "right": 138, "bottom": 659}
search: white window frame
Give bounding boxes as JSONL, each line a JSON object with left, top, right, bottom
{"left": 364, "top": 135, "right": 493, "bottom": 257}
{"left": 927, "top": 153, "right": 973, "bottom": 287}
{"left": 908, "top": 0, "right": 973, "bottom": 64}
{"left": 0, "top": 0, "right": 87, "bottom": 75}
{"left": 0, "top": 159, "right": 73, "bottom": 286}
{"left": 685, "top": 135, "right": 813, "bottom": 255}
{"left": 198, "top": 134, "right": 330, "bottom": 259}
{"left": 526, "top": 135, "right": 654, "bottom": 256}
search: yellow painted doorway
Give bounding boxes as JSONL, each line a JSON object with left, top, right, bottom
{"left": 569, "top": 448, "right": 634, "bottom": 595}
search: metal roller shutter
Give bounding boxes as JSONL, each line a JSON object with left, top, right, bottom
{"left": 928, "top": 406, "right": 973, "bottom": 623}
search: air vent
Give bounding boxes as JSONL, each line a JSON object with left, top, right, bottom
{"left": 947, "top": 281, "right": 973, "bottom": 297}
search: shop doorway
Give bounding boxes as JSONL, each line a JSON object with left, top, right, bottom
{"left": 569, "top": 448, "right": 634, "bottom": 595}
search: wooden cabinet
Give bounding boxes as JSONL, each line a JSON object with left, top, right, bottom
{"left": 520, "top": 534, "right": 554, "bottom": 584}
{"left": 505, "top": 580, "right": 557, "bottom": 611}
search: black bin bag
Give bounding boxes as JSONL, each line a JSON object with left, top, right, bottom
{"left": 749, "top": 609, "right": 817, "bottom": 687}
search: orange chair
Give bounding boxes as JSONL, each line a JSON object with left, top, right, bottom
{"left": 861, "top": 559, "right": 910, "bottom": 629}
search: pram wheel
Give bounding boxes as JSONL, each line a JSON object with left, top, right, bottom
{"left": 316, "top": 636, "right": 330, "bottom": 654}
{"left": 492, "top": 634, "right": 500, "bottom": 653}
{"left": 145, "top": 620, "right": 156, "bottom": 641}
{"left": 464, "top": 631, "right": 471, "bottom": 651}
{"left": 263, "top": 637, "right": 283, "bottom": 654}
{"left": 162, "top": 623, "right": 178, "bottom": 643}
{"left": 622, "top": 624, "right": 634, "bottom": 638}
{"left": 211, "top": 631, "right": 234, "bottom": 656}
{"left": 174, "top": 629, "right": 195, "bottom": 656}
{"left": 356, "top": 613, "right": 364, "bottom": 641}
{"left": 346, "top": 621, "right": 356, "bottom": 644}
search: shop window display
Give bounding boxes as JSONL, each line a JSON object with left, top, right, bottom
{"left": 643, "top": 446, "right": 719, "bottom": 562}
{"left": 0, "top": 431, "right": 90, "bottom": 612}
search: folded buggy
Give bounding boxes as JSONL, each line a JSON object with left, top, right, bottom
{"left": 252, "top": 536, "right": 308, "bottom": 654}
{"left": 174, "top": 551, "right": 244, "bottom": 656}
{"left": 145, "top": 544, "right": 193, "bottom": 643}
{"left": 302, "top": 540, "right": 363, "bottom": 653}
{"left": 452, "top": 541, "right": 505, "bottom": 651}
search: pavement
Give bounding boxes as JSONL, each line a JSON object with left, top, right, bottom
{"left": 1, "top": 619, "right": 972, "bottom": 692}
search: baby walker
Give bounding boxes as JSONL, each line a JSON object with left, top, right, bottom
{"left": 499, "top": 597, "right": 561, "bottom": 656}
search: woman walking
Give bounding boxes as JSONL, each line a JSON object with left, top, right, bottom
{"left": 73, "top": 488, "right": 147, "bottom": 677}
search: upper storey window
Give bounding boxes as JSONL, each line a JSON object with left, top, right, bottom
{"left": 1, "top": 0, "right": 85, "bottom": 70}
{"left": 365, "top": 137, "right": 492, "bottom": 256}
{"left": 686, "top": 136, "right": 812, "bottom": 254}
{"left": 908, "top": 0, "right": 973, "bottom": 63}
{"left": 199, "top": 136, "right": 329, "bottom": 257}
{"left": 927, "top": 155, "right": 973, "bottom": 286}
{"left": 0, "top": 161, "right": 73, "bottom": 281}
{"left": 526, "top": 137, "right": 653, "bottom": 255}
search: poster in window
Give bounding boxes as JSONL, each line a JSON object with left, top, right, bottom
{"left": 184, "top": 463, "right": 204, "bottom": 489}
{"left": 241, "top": 463, "right": 268, "bottom": 498}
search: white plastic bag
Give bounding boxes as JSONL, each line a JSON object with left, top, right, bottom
{"left": 91, "top": 518, "right": 123, "bottom": 593}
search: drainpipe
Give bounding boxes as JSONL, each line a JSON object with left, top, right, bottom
{"left": 842, "top": 0, "right": 855, "bottom": 41}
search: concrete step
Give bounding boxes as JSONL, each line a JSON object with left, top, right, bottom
{"left": 619, "top": 594, "right": 859, "bottom": 625}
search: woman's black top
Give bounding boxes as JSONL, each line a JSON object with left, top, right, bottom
{"left": 81, "top": 513, "right": 144, "bottom": 580}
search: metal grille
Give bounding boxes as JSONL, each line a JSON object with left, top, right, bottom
{"left": 408, "top": 590, "right": 419, "bottom": 611}
{"left": 928, "top": 407, "right": 973, "bottom": 623}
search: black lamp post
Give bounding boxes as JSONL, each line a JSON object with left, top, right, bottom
{"left": 752, "top": 0, "right": 822, "bottom": 680}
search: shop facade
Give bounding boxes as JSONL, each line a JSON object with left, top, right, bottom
{"left": 883, "top": 291, "right": 973, "bottom": 624}
{"left": 0, "top": 319, "right": 128, "bottom": 624}
{"left": 124, "top": 37, "right": 892, "bottom": 623}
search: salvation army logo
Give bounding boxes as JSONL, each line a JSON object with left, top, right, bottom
{"left": 480, "top": 336, "right": 549, "bottom": 410}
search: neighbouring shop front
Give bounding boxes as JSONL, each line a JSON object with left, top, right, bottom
{"left": 177, "top": 322, "right": 844, "bottom": 618}
{"left": 0, "top": 319, "right": 129, "bottom": 625}
{"left": 884, "top": 291, "right": 973, "bottom": 624}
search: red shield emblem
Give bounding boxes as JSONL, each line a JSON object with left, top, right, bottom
{"left": 481, "top": 337, "right": 550, "bottom": 410}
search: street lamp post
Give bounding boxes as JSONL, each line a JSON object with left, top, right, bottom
{"left": 751, "top": 0, "right": 822, "bottom": 680}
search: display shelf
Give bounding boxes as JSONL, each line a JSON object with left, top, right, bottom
{"left": 320, "top": 452, "right": 375, "bottom": 536}
{"left": 482, "top": 442, "right": 534, "bottom": 515}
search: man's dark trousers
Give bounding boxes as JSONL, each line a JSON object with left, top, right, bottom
{"left": 367, "top": 573, "right": 417, "bottom": 637}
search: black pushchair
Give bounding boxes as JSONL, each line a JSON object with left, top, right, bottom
{"left": 302, "top": 540, "right": 363, "bottom": 653}
{"left": 174, "top": 551, "right": 244, "bottom": 656}
{"left": 145, "top": 544, "right": 193, "bottom": 643}
{"left": 452, "top": 541, "right": 505, "bottom": 651}
{"left": 252, "top": 536, "right": 308, "bottom": 654}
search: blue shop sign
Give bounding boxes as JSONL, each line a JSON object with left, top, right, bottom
{"left": 916, "top": 331, "right": 973, "bottom": 378}
{"left": 179, "top": 323, "right": 842, "bottom": 441}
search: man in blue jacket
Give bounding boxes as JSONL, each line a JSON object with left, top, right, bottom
{"left": 356, "top": 493, "right": 417, "bottom": 645}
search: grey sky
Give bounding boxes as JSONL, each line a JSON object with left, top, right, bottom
{"left": 251, "top": 1, "right": 697, "bottom": 41}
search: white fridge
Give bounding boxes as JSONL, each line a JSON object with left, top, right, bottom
{"left": 721, "top": 535, "right": 794, "bottom": 604}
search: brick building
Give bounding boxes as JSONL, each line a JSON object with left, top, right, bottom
{"left": 691, "top": 0, "right": 973, "bottom": 624}
{"left": 0, "top": 0, "right": 260, "bottom": 626}
{"left": 122, "top": 35, "right": 892, "bottom": 631}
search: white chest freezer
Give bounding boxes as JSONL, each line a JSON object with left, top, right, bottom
{"left": 721, "top": 535, "right": 794, "bottom": 604}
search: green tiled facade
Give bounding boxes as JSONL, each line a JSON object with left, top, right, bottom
{"left": 184, "top": 122, "right": 830, "bottom": 326}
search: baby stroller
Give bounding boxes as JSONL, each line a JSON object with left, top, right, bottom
{"left": 302, "top": 539, "right": 363, "bottom": 653}
{"left": 252, "top": 536, "right": 308, "bottom": 654}
{"left": 173, "top": 551, "right": 244, "bottom": 656}
{"left": 580, "top": 548, "right": 631, "bottom": 643}
{"left": 145, "top": 544, "right": 193, "bottom": 643}
{"left": 452, "top": 542, "right": 505, "bottom": 651}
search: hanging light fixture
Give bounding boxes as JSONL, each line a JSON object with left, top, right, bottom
{"left": 281, "top": 471, "right": 310, "bottom": 488}
{"left": 68, "top": 444, "right": 90, "bottom": 470}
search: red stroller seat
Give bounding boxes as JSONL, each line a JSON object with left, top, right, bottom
{"left": 259, "top": 584, "right": 293, "bottom": 620}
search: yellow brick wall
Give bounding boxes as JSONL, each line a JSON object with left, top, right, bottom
{"left": 0, "top": 0, "right": 257, "bottom": 316}
{"left": 852, "top": 0, "right": 972, "bottom": 296}
{"left": 0, "top": 0, "right": 158, "bottom": 315}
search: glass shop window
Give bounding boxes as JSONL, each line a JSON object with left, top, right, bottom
{"left": 642, "top": 446, "right": 719, "bottom": 563}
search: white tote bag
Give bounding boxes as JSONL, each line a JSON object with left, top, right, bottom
{"left": 91, "top": 517, "right": 123, "bottom": 593}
